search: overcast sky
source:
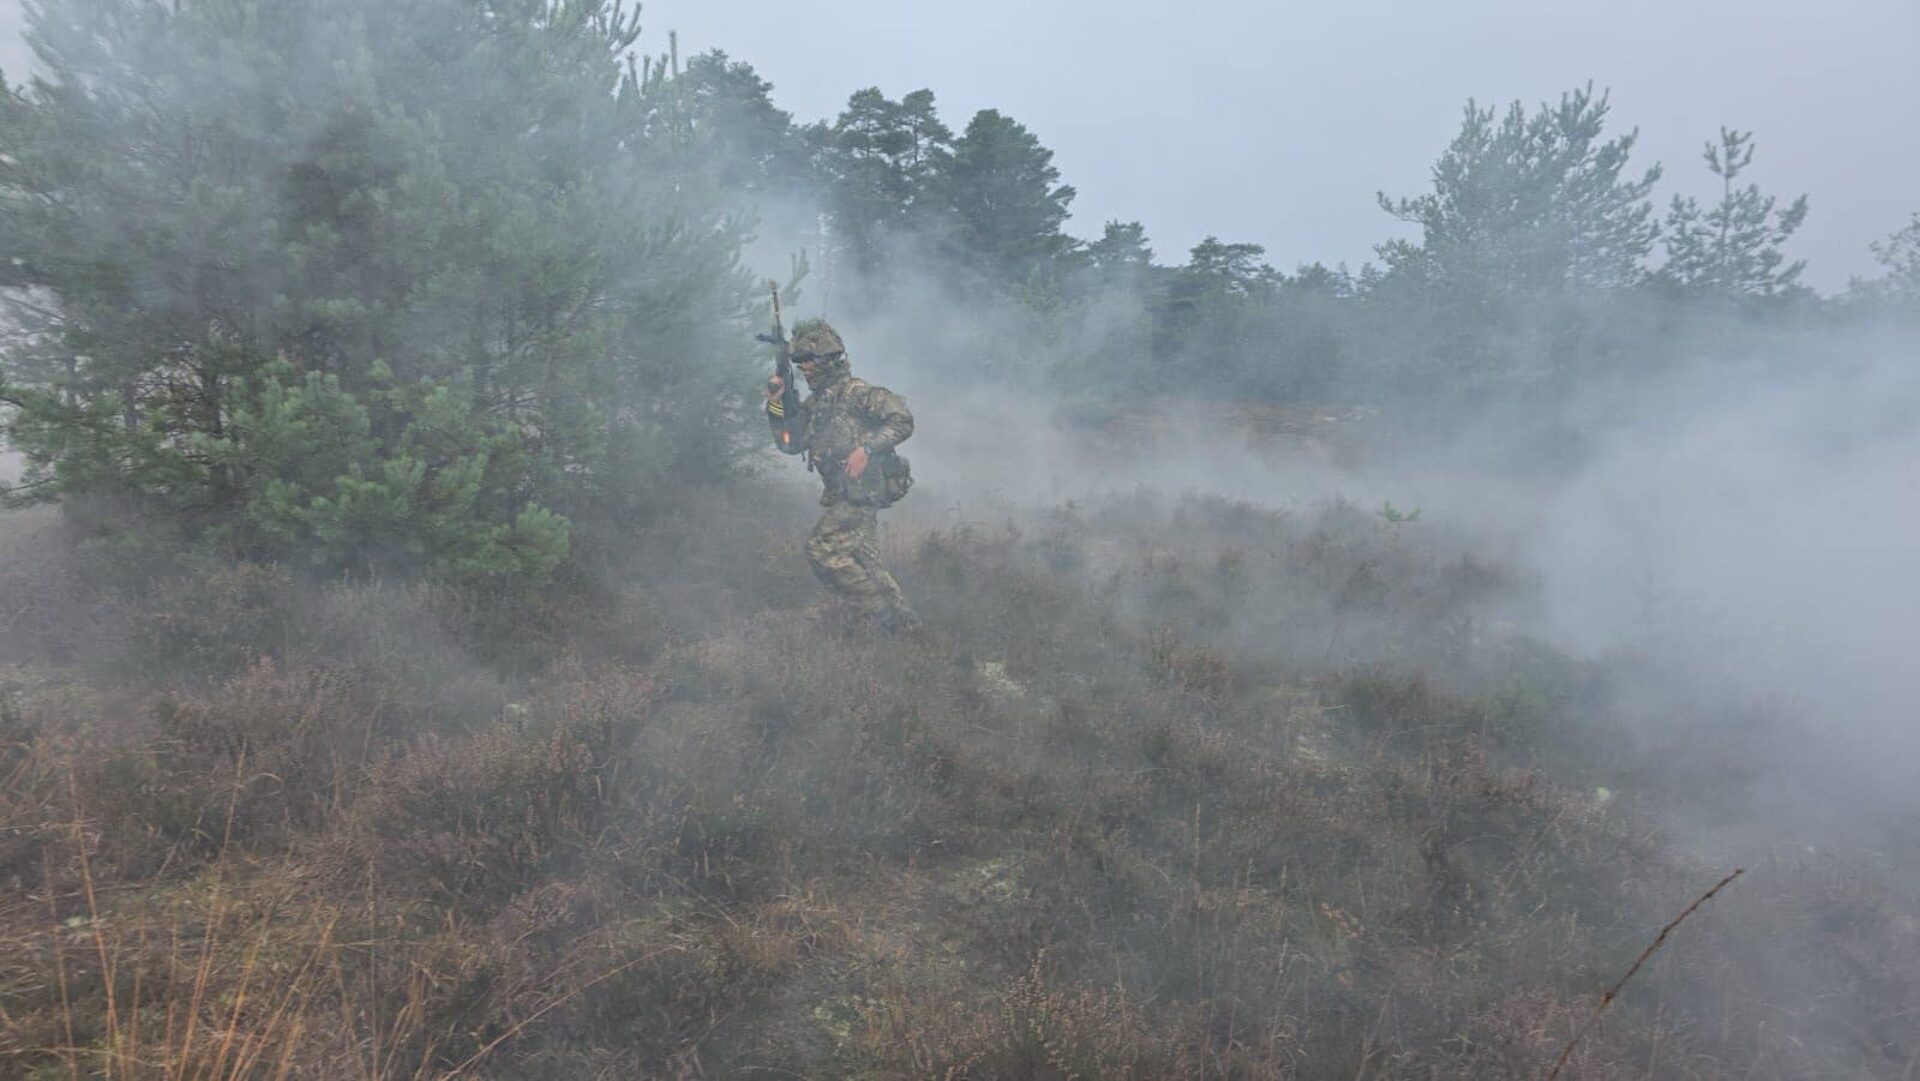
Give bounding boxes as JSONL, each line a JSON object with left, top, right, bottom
{"left": 4, "top": 0, "right": 1916, "bottom": 291}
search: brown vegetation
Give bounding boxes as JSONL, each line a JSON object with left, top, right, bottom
{"left": 1, "top": 490, "right": 1915, "bottom": 1078}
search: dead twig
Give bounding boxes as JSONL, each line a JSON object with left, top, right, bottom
{"left": 1545, "top": 867, "right": 1745, "bottom": 1081}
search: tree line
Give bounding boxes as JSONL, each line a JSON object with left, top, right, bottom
{"left": 1, "top": 0, "right": 1914, "bottom": 582}
{"left": 688, "top": 58, "right": 1914, "bottom": 402}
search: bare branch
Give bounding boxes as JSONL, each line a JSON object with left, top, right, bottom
{"left": 1547, "top": 867, "right": 1746, "bottom": 1080}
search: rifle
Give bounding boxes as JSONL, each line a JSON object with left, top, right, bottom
{"left": 756, "top": 281, "right": 803, "bottom": 452}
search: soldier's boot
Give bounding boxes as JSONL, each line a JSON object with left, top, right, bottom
{"left": 873, "top": 603, "right": 924, "bottom": 639}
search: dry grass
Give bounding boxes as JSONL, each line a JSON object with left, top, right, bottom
{"left": 0, "top": 488, "right": 1915, "bottom": 1077}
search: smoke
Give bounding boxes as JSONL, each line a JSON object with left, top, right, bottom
{"left": 741, "top": 191, "right": 1920, "bottom": 871}
{"left": 5, "top": 0, "right": 1911, "bottom": 879}
{"left": 5, "top": 11, "right": 1917, "bottom": 1073}
{"left": 1535, "top": 338, "right": 1919, "bottom": 670}
{"left": 0, "top": 1, "right": 28, "bottom": 79}
{"left": 1524, "top": 332, "right": 1920, "bottom": 852}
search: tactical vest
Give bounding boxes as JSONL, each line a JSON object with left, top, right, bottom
{"left": 804, "top": 376, "right": 913, "bottom": 507}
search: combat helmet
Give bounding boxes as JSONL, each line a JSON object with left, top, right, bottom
{"left": 789, "top": 319, "right": 846, "bottom": 362}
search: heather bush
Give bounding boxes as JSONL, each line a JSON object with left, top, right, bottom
{"left": 1, "top": 496, "right": 1916, "bottom": 1078}
{"left": 359, "top": 719, "right": 620, "bottom": 916}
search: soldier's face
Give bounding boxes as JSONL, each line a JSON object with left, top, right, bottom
{"left": 796, "top": 359, "right": 824, "bottom": 386}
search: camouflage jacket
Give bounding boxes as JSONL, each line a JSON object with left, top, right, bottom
{"left": 769, "top": 366, "right": 913, "bottom": 505}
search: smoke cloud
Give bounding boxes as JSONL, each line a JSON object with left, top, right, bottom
{"left": 744, "top": 207, "right": 1920, "bottom": 871}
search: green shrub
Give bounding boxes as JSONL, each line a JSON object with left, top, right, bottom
{"left": 0, "top": 0, "right": 757, "bottom": 585}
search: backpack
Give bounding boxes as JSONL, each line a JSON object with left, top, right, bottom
{"left": 877, "top": 449, "right": 913, "bottom": 506}
{"left": 843, "top": 447, "right": 911, "bottom": 507}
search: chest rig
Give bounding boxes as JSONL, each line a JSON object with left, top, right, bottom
{"left": 801, "top": 375, "right": 911, "bottom": 507}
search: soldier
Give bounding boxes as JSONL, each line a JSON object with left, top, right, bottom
{"left": 765, "top": 319, "right": 920, "bottom": 634}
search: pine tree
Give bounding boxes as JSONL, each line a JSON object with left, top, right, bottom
{"left": 938, "top": 109, "right": 1078, "bottom": 290}
{"left": 678, "top": 49, "right": 814, "bottom": 199}
{"left": 0, "top": 0, "right": 756, "bottom": 579}
{"left": 1852, "top": 212, "right": 1920, "bottom": 311}
{"left": 1378, "top": 85, "right": 1661, "bottom": 296}
{"left": 1659, "top": 127, "right": 1810, "bottom": 301}
{"left": 818, "top": 87, "right": 954, "bottom": 284}
{"left": 1368, "top": 86, "right": 1662, "bottom": 399}
{"left": 1178, "top": 238, "right": 1281, "bottom": 299}
{"left": 1086, "top": 221, "right": 1155, "bottom": 277}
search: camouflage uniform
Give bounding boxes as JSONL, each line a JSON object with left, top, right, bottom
{"left": 768, "top": 321, "right": 917, "bottom": 628}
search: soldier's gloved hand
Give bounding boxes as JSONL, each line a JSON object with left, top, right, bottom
{"left": 765, "top": 374, "right": 784, "bottom": 403}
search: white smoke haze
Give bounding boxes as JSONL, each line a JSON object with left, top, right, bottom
{"left": 1534, "top": 340, "right": 1920, "bottom": 669}
{"left": 696, "top": 20, "right": 1920, "bottom": 863}
{"left": 744, "top": 207, "right": 1920, "bottom": 872}
{"left": 1526, "top": 337, "right": 1920, "bottom": 852}
{"left": 0, "top": 0, "right": 27, "bottom": 78}
{"left": 7, "top": 4, "right": 1920, "bottom": 1073}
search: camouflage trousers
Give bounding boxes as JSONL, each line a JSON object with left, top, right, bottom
{"left": 805, "top": 501, "right": 911, "bottom": 618}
